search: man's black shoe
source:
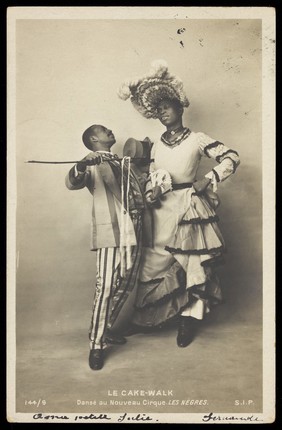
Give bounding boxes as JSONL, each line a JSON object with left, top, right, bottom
{"left": 89, "top": 349, "right": 104, "bottom": 370}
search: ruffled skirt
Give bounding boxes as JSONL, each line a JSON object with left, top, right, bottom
{"left": 132, "top": 187, "right": 225, "bottom": 327}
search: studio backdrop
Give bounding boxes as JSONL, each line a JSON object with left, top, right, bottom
{"left": 16, "top": 18, "right": 262, "bottom": 337}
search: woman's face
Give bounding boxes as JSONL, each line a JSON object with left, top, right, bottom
{"left": 156, "top": 99, "right": 183, "bottom": 127}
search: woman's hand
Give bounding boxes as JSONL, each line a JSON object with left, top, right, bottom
{"left": 146, "top": 185, "right": 163, "bottom": 207}
{"left": 193, "top": 177, "right": 211, "bottom": 194}
{"left": 151, "top": 185, "right": 162, "bottom": 201}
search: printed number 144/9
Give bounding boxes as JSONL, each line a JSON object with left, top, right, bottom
{"left": 25, "top": 399, "right": 46, "bottom": 407}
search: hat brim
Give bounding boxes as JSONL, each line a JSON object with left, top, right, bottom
{"left": 123, "top": 137, "right": 153, "bottom": 164}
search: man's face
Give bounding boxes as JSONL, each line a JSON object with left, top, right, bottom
{"left": 156, "top": 99, "right": 183, "bottom": 126}
{"left": 92, "top": 126, "right": 116, "bottom": 148}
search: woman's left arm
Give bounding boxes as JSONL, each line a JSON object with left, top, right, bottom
{"left": 197, "top": 132, "right": 240, "bottom": 191}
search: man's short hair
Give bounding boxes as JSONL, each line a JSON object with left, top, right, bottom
{"left": 82, "top": 125, "right": 100, "bottom": 150}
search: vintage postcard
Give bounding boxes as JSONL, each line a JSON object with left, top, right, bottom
{"left": 7, "top": 6, "right": 275, "bottom": 424}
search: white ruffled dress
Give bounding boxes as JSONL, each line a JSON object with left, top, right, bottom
{"left": 133, "top": 130, "right": 240, "bottom": 327}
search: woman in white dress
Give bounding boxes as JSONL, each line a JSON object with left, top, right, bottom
{"left": 118, "top": 61, "right": 240, "bottom": 347}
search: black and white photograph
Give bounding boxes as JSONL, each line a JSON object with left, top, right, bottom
{"left": 7, "top": 6, "right": 275, "bottom": 424}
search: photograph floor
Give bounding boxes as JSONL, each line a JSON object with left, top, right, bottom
{"left": 16, "top": 276, "right": 262, "bottom": 415}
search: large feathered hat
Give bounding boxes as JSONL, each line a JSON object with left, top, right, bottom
{"left": 117, "top": 60, "right": 189, "bottom": 119}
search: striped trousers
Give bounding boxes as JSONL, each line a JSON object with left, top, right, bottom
{"left": 89, "top": 214, "right": 142, "bottom": 350}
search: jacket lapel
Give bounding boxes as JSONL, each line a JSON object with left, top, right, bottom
{"left": 97, "top": 161, "right": 122, "bottom": 202}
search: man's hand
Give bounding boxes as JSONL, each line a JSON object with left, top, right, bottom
{"left": 193, "top": 177, "right": 211, "bottom": 194}
{"left": 77, "top": 153, "right": 102, "bottom": 172}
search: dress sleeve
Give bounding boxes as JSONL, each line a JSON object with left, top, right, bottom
{"left": 197, "top": 132, "right": 240, "bottom": 190}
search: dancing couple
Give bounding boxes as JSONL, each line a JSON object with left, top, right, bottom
{"left": 66, "top": 60, "right": 240, "bottom": 370}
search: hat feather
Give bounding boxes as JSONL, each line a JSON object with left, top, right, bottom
{"left": 149, "top": 59, "right": 168, "bottom": 77}
{"left": 118, "top": 60, "right": 189, "bottom": 118}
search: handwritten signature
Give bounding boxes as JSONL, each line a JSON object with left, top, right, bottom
{"left": 33, "top": 412, "right": 155, "bottom": 422}
{"left": 33, "top": 411, "right": 263, "bottom": 423}
{"left": 202, "top": 412, "right": 263, "bottom": 422}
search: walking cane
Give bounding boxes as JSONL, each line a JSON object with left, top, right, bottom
{"left": 26, "top": 158, "right": 154, "bottom": 165}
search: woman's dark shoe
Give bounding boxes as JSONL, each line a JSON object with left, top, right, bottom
{"left": 89, "top": 349, "right": 104, "bottom": 370}
{"left": 177, "top": 316, "right": 197, "bottom": 348}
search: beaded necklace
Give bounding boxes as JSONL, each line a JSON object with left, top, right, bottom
{"left": 161, "top": 127, "right": 191, "bottom": 148}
